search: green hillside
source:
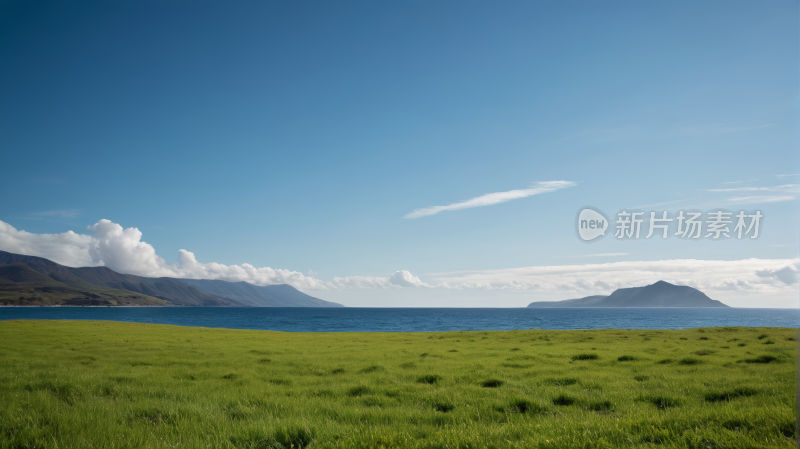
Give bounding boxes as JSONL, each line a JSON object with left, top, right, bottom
{"left": 0, "top": 251, "right": 342, "bottom": 307}
{"left": 0, "top": 263, "right": 167, "bottom": 306}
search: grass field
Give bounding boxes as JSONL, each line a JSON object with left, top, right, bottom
{"left": 0, "top": 320, "right": 795, "bottom": 449}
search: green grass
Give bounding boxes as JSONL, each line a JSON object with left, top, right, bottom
{"left": 0, "top": 320, "right": 795, "bottom": 448}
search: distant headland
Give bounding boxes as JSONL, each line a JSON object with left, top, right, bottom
{"left": 0, "top": 251, "right": 342, "bottom": 307}
{"left": 527, "top": 280, "right": 729, "bottom": 308}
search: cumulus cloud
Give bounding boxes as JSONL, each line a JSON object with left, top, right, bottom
{"left": 404, "top": 181, "right": 576, "bottom": 219}
{"left": 1, "top": 219, "right": 797, "bottom": 303}
{"left": 324, "top": 259, "right": 800, "bottom": 302}
{"left": 0, "top": 220, "right": 95, "bottom": 267}
{"left": 331, "top": 270, "right": 429, "bottom": 289}
{"left": 389, "top": 270, "right": 429, "bottom": 287}
{"left": 0, "top": 219, "right": 328, "bottom": 291}
{"left": 756, "top": 265, "right": 798, "bottom": 285}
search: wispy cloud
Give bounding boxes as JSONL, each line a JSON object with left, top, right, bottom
{"left": 557, "top": 122, "right": 777, "bottom": 144}
{"left": 565, "top": 253, "right": 629, "bottom": 258}
{"left": 404, "top": 181, "right": 576, "bottom": 219}
{"left": 727, "top": 195, "right": 795, "bottom": 204}
{"left": 704, "top": 184, "right": 798, "bottom": 193}
{"left": 673, "top": 123, "right": 776, "bottom": 135}
{"left": 630, "top": 199, "right": 692, "bottom": 209}
{"left": 32, "top": 209, "right": 81, "bottom": 218}
{"left": 776, "top": 174, "right": 800, "bottom": 178}
{"left": 720, "top": 179, "right": 758, "bottom": 185}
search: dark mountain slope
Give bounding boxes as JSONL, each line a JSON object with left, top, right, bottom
{"left": 0, "top": 251, "right": 241, "bottom": 306}
{"left": 0, "top": 263, "right": 71, "bottom": 287}
{"left": 173, "top": 278, "right": 343, "bottom": 307}
{"left": 527, "top": 281, "right": 728, "bottom": 308}
{"left": 0, "top": 251, "right": 343, "bottom": 307}
{"left": 0, "top": 262, "right": 167, "bottom": 306}
{"left": 524, "top": 295, "right": 607, "bottom": 308}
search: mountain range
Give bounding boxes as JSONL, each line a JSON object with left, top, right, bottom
{"left": 527, "top": 281, "right": 729, "bottom": 308}
{"left": 0, "top": 251, "right": 342, "bottom": 307}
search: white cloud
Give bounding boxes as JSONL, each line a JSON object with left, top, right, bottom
{"left": 727, "top": 195, "right": 795, "bottom": 204}
{"left": 705, "top": 184, "right": 798, "bottom": 193}
{"left": 423, "top": 259, "right": 800, "bottom": 297}
{"left": 32, "top": 209, "right": 81, "bottom": 218}
{"left": 0, "top": 220, "right": 94, "bottom": 267}
{"left": 331, "top": 270, "right": 429, "bottom": 289}
{"left": 719, "top": 179, "right": 758, "bottom": 185}
{"left": 630, "top": 199, "right": 693, "bottom": 209}
{"left": 0, "top": 219, "right": 328, "bottom": 291}
{"left": 404, "top": 181, "right": 576, "bottom": 219}
{"left": 389, "top": 270, "right": 429, "bottom": 287}
{"left": 325, "top": 259, "right": 800, "bottom": 301}
{"left": 1, "top": 219, "right": 797, "bottom": 306}
{"left": 566, "top": 253, "right": 629, "bottom": 258}
{"left": 756, "top": 265, "right": 798, "bottom": 285}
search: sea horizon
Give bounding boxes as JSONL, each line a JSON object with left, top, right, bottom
{"left": 2, "top": 307, "right": 797, "bottom": 333}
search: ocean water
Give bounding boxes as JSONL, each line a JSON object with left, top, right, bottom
{"left": 0, "top": 307, "right": 797, "bottom": 332}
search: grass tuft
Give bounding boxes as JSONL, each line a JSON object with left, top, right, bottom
{"left": 274, "top": 425, "right": 314, "bottom": 449}
{"left": 744, "top": 355, "right": 778, "bottom": 364}
{"left": 480, "top": 379, "right": 503, "bottom": 388}
{"left": 25, "top": 381, "right": 82, "bottom": 405}
{"left": 547, "top": 377, "right": 578, "bottom": 386}
{"left": 552, "top": 394, "right": 577, "bottom": 406}
{"left": 433, "top": 402, "right": 455, "bottom": 413}
{"left": 127, "top": 407, "right": 175, "bottom": 425}
{"left": 678, "top": 357, "right": 701, "bottom": 365}
{"left": 571, "top": 353, "right": 599, "bottom": 361}
{"left": 704, "top": 387, "right": 758, "bottom": 402}
{"left": 693, "top": 350, "right": 715, "bottom": 356}
{"left": 416, "top": 374, "right": 441, "bottom": 385}
{"left": 617, "top": 355, "right": 637, "bottom": 361}
{"left": 505, "top": 398, "right": 547, "bottom": 414}
{"left": 587, "top": 400, "right": 612, "bottom": 411}
{"left": 358, "top": 365, "right": 383, "bottom": 373}
{"left": 346, "top": 386, "right": 370, "bottom": 397}
{"left": 648, "top": 395, "right": 681, "bottom": 409}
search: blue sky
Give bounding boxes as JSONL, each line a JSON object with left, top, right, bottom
{"left": 0, "top": 1, "right": 797, "bottom": 307}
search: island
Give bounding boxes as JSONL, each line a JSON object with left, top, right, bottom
{"left": 527, "top": 280, "right": 729, "bottom": 308}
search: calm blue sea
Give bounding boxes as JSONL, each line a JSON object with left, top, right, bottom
{"left": 0, "top": 307, "right": 797, "bottom": 332}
